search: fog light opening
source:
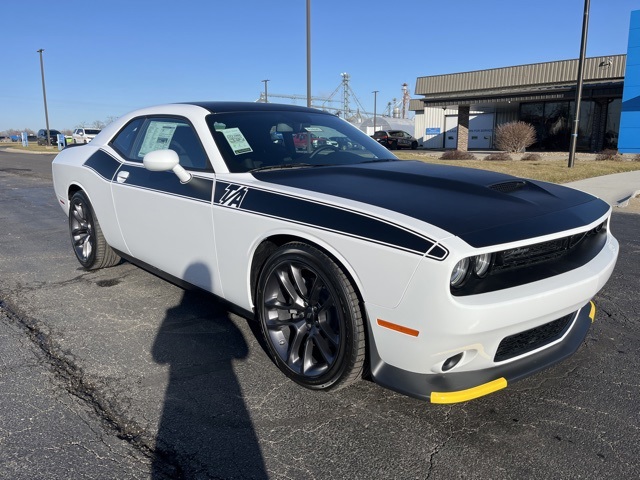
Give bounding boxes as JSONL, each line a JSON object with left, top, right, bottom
{"left": 442, "top": 352, "right": 464, "bottom": 372}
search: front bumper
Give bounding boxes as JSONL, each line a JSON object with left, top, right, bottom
{"left": 369, "top": 301, "right": 595, "bottom": 403}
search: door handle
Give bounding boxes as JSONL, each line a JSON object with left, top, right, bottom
{"left": 116, "top": 171, "right": 130, "bottom": 184}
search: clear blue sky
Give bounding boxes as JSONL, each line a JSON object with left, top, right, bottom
{"left": 1, "top": 0, "right": 637, "bottom": 132}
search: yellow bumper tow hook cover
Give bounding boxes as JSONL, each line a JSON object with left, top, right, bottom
{"left": 431, "top": 377, "right": 508, "bottom": 404}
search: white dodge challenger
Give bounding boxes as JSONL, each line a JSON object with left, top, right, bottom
{"left": 51, "top": 102, "right": 619, "bottom": 403}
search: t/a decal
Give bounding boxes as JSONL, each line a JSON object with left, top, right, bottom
{"left": 218, "top": 184, "right": 248, "bottom": 208}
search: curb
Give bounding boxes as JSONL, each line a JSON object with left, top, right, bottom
{"left": 615, "top": 189, "right": 640, "bottom": 208}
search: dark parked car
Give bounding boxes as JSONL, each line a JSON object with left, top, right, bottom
{"left": 37, "top": 129, "right": 62, "bottom": 146}
{"left": 372, "top": 130, "right": 419, "bottom": 150}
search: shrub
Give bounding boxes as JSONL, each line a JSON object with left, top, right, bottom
{"left": 440, "top": 149, "right": 476, "bottom": 160}
{"left": 484, "top": 152, "right": 512, "bottom": 161}
{"left": 633, "top": 154, "right": 640, "bottom": 162}
{"left": 595, "top": 149, "right": 621, "bottom": 161}
{"left": 495, "top": 121, "right": 536, "bottom": 153}
{"left": 520, "top": 153, "right": 541, "bottom": 161}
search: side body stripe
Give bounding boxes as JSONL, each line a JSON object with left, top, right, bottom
{"left": 83, "top": 149, "right": 121, "bottom": 181}
{"left": 82, "top": 150, "right": 448, "bottom": 259}
{"left": 83, "top": 150, "right": 213, "bottom": 203}
{"left": 214, "top": 181, "right": 448, "bottom": 259}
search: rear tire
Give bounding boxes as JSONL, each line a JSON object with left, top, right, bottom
{"left": 69, "top": 191, "right": 120, "bottom": 270}
{"left": 256, "top": 243, "right": 365, "bottom": 391}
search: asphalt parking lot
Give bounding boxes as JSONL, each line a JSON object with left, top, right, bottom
{"left": 1, "top": 149, "right": 639, "bottom": 479}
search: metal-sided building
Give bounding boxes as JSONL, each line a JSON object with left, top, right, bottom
{"left": 410, "top": 55, "right": 626, "bottom": 152}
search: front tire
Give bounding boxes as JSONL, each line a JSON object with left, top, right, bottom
{"left": 256, "top": 243, "right": 365, "bottom": 391}
{"left": 69, "top": 191, "right": 120, "bottom": 270}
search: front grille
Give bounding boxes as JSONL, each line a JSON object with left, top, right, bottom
{"left": 495, "top": 222, "right": 604, "bottom": 273}
{"left": 494, "top": 237, "right": 571, "bottom": 272}
{"left": 494, "top": 314, "right": 574, "bottom": 362}
{"left": 451, "top": 222, "right": 608, "bottom": 297}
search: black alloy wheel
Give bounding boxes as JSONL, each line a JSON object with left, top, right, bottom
{"left": 256, "top": 243, "right": 365, "bottom": 391}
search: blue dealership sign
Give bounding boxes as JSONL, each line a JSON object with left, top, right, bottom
{"left": 619, "top": 10, "right": 640, "bottom": 153}
{"left": 426, "top": 128, "right": 441, "bottom": 135}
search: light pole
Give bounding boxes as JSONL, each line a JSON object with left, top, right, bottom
{"left": 568, "top": 0, "right": 590, "bottom": 168}
{"left": 306, "top": 0, "right": 311, "bottom": 107}
{"left": 37, "top": 49, "right": 51, "bottom": 147}
{"left": 261, "top": 79, "right": 270, "bottom": 103}
{"left": 372, "top": 90, "right": 379, "bottom": 133}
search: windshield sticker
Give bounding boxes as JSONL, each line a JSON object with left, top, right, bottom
{"left": 221, "top": 127, "right": 253, "bottom": 155}
{"left": 139, "top": 122, "right": 179, "bottom": 157}
{"left": 304, "top": 127, "right": 323, "bottom": 132}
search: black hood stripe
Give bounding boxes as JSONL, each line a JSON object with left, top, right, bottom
{"left": 252, "top": 161, "right": 610, "bottom": 248}
{"left": 214, "top": 181, "right": 446, "bottom": 258}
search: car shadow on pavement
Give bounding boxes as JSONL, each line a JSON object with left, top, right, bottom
{"left": 151, "top": 263, "right": 267, "bottom": 479}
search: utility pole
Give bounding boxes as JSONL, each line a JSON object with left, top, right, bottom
{"left": 306, "top": 0, "right": 312, "bottom": 107}
{"left": 372, "top": 90, "right": 379, "bottom": 133}
{"left": 261, "top": 79, "right": 270, "bottom": 103}
{"left": 37, "top": 49, "right": 51, "bottom": 147}
{"left": 568, "top": 0, "right": 590, "bottom": 168}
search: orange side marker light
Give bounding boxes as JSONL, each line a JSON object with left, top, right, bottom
{"left": 377, "top": 319, "right": 419, "bottom": 337}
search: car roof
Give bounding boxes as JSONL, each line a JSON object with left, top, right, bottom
{"left": 183, "top": 101, "right": 331, "bottom": 115}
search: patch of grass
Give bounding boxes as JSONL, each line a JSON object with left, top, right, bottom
{"left": 395, "top": 151, "right": 640, "bottom": 183}
{"left": 0, "top": 143, "right": 60, "bottom": 153}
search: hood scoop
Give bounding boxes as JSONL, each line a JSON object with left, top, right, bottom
{"left": 488, "top": 180, "right": 528, "bottom": 194}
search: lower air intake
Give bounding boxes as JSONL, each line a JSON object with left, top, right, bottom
{"left": 494, "top": 314, "right": 574, "bottom": 362}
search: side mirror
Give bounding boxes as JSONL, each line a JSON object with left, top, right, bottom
{"left": 143, "top": 149, "right": 192, "bottom": 184}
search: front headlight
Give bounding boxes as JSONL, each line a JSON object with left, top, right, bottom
{"left": 473, "top": 253, "right": 492, "bottom": 278}
{"left": 450, "top": 258, "right": 470, "bottom": 287}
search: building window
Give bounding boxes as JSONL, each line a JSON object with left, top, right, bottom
{"left": 520, "top": 102, "right": 572, "bottom": 150}
{"left": 519, "top": 100, "right": 602, "bottom": 151}
{"left": 604, "top": 98, "right": 621, "bottom": 150}
{"left": 576, "top": 100, "right": 595, "bottom": 151}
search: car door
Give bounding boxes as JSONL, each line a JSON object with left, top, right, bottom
{"left": 109, "top": 116, "right": 222, "bottom": 294}
{"left": 397, "top": 132, "right": 411, "bottom": 148}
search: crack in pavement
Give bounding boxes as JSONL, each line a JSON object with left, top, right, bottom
{"left": 0, "top": 298, "right": 185, "bottom": 479}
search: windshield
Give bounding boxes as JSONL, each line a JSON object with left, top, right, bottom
{"left": 206, "top": 110, "right": 395, "bottom": 173}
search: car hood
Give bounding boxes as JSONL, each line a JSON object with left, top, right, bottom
{"left": 252, "top": 160, "right": 610, "bottom": 248}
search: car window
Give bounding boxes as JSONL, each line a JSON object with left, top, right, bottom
{"left": 131, "top": 118, "right": 210, "bottom": 171}
{"left": 111, "top": 117, "right": 211, "bottom": 171}
{"left": 111, "top": 118, "right": 144, "bottom": 159}
{"left": 207, "top": 110, "right": 393, "bottom": 173}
